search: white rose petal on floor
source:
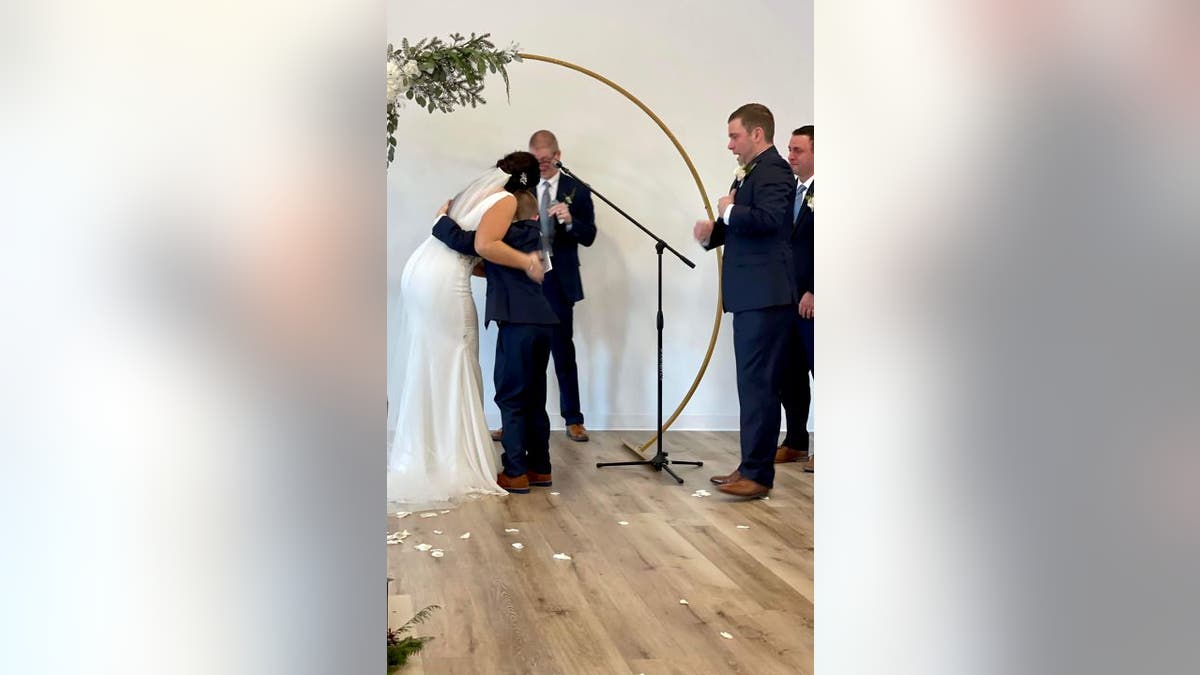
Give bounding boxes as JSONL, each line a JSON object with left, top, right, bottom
{"left": 511, "top": 542, "right": 524, "bottom": 550}
{"left": 553, "top": 553, "right": 572, "bottom": 561}
{"left": 414, "top": 544, "right": 432, "bottom": 552}
{"left": 504, "top": 528, "right": 520, "bottom": 533}
{"left": 617, "top": 521, "right": 630, "bottom": 526}
{"left": 736, "top": 525, "right": 751, "bottom": 530}
{"left": 433, "top": 530, "right": 443, "bottom": 535}
{"left": 430, "top": 549, "right": 445, "bottom": 558}
{"left": 720, "top": 632, "right": 734, "bottom": 640}
{"left": 459, "top": 532, "right": 471, "bottom": 539}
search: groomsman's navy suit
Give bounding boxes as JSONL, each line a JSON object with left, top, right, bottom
{"left": 536, "top": 171, "right": 596, "bottom": 427}
{"left": 432, "top": 214, "right": 558, "bottom": 478}
{"left": 703, "top": 146, "right": 798, "bottom": 488}
{"left": 780, "top": 179, "right": 814, "bottom": 449}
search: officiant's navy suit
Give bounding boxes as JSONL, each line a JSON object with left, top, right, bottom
{"left": 538, "top": 171, "right": 596, "bottom": 427}
{"left": 433, "top": 214, "right": 558, "bottom": 478}
{"left": 703, "top": 146, "right": 797, "bottom": 488}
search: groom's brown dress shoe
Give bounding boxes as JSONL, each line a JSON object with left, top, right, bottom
{"left": 774, "top": 445, "right": 809, "bottom": 464}
{"left": 496, "top": 472, "right": 530, "bottom": 494}
{"left": 490, "top": 428, "right": 503, "bottom": 442}
{"left": 710, "top": 470, "right": 741, "bottom": 486}
{"left": 716, "top": 477, "right": 770, "bottom": 499}
{"left": 565, "top": 424, "right": 589, "bottom": 442}
{"left": 526, "top": 471, "right": 553, "bottom": 487}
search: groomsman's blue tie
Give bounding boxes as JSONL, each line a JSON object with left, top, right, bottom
{"left": 793, "top": 183, "right": 807, "bottom": 222}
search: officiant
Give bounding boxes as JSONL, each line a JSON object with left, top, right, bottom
{"left": 492, "top": 129, "right": 597, "bottom": 443}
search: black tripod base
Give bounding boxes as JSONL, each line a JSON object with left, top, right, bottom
{"left": 596, "top": 441, "right": 704, "bottom": 484}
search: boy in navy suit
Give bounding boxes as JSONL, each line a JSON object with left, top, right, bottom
{"left": 433, "top": 188, "right": 559, "bottom": 494}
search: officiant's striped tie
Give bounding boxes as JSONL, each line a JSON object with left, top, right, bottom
{"left": 539, "top": 180, "right": 554, "bottom": 248}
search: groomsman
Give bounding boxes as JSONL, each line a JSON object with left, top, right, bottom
{"left": 694, "top": 104, "right": 798, "bottom": 498}
{"left": 492, "top": 130, "right": 598, "bottom": 443}
{"left": 777, "top": 125, "right": 815, "bottom": 473}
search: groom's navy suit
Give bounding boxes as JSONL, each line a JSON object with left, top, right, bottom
{"left": 433, "top": 214, "right": 558, "bottom": 477}
{"left": 703, "top": 146, "right": 798, "bottom": 488}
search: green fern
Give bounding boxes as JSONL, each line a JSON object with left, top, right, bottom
{"left": 386, "top": 604, "right": 440, "bottom": 672}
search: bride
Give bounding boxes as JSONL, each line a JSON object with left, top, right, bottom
{"left": 387, "top": 151, "right": 543, "bottom": 508}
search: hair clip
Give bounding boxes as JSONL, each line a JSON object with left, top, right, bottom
{"left": 519, "top": 173, "right": 528, "bottom": 186}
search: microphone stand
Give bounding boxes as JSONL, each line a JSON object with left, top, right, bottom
{"left": 555, "top": 161, "right": 703, "bottom": 484}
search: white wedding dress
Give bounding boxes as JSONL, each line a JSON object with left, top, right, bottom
{"left": 387, "top": 181, "right": 510, "bottom": 509}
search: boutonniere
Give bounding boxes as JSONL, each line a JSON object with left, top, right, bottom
{"left": 734, "top": 162, "right": 757, "bottom": 186}
{"left": 561, "top": 187, "right": 577, "bottom": 207}
{"left": 805, "top": 193, "right": 814, "bottom": 212}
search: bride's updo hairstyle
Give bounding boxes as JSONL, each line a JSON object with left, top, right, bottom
{"left": 496, "top": 151, "right": 540, "bottom": 195}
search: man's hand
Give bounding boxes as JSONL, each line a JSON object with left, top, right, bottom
{"left": 547, "top": 202, "right": 572, "bottom": 225}
{"left": 524, "top": 252, "right": 544, "bottom": 284}
{"left": 716, "top": 190, "right": 735, "bottom": 216}
{"left": 799, "top": 292, "right": 814, "bottom": 319}
{"left": 693, "top": 219, "right": 714, "bottom": 243}
{"left": 436, "top": 199, "right": 452, "bottom": 217}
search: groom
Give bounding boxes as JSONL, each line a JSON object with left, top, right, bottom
{"left": 693, "top": 103, "right": 797, "bottom": 499}
{"left": 492, "top": 130, "right": 597, "bottom": 443}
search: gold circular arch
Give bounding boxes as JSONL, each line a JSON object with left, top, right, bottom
{"left": 518, "top": 52, "right": 724, "bottom": 457}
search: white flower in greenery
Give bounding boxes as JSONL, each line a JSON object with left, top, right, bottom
{"left": 402, "top": 60, "right": 421, "bottom": 78}
{"left": 386, "top": 59, "right": 405, "bottom": 102}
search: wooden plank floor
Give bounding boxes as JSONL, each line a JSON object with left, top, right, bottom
{"left": 387, "top": 431, "right": 813, "bottom": 675}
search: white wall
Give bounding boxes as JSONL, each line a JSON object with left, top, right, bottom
{"left": 388, "top": 0, "right": 813, "bottom": 430}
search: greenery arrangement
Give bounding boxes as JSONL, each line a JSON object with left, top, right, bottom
{"left": 387, "top": 33, "right": 522, "bottom": 165}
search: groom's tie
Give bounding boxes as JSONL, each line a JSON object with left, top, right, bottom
{"left": 539, "top": 180, "right": 554, "bottom": 249}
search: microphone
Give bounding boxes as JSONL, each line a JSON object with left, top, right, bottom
{"left": 554, "top": 160, "right": 571, "bottom": 175}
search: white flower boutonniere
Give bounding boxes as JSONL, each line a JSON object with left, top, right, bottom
{"left": 805, "top": 193, "right": 814, "bottom": 212}
{"left": 734, "top": 162, "right": 757, "bottom": 186}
